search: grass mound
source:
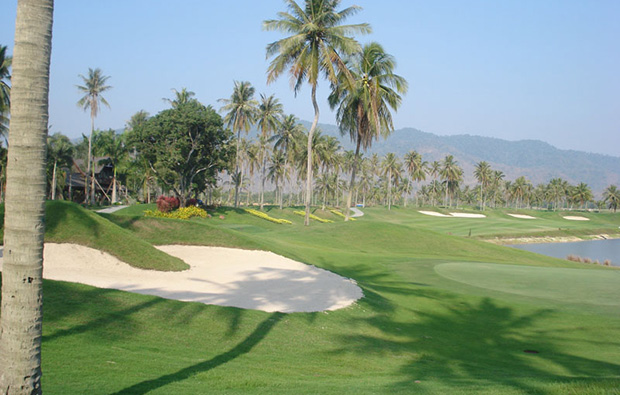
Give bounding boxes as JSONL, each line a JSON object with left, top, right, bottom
{"left": 0, "top": 201, "right": 187, "bottom": 271}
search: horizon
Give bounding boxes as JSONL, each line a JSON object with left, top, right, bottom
{"left": 1, "top": 1, "right": 619, "bottom": 156}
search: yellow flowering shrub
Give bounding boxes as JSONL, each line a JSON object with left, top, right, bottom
{"left": 144, "top": 206, "right": 208, "bottom": 220}
{"left": 293, "top": 210, "right": 333, "bottom": 223}
{"left": 244, "top": 208, "right": 292, "bottom": 224}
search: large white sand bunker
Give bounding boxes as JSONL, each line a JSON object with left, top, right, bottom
{"left": 507, "top": 214, "right": 537, "bottom": 219}
{"left": 449, "top": 213, "right": 486, "bottom": 218}
{"left": 0, "top": 243, "right": 363, "bottom": 313}
{"left": 563, "top": 216, "right": 590, "bottom": 221}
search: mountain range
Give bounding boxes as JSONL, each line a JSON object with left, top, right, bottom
{"left": 300, "top": 121, "right": 620, "bottom": 196}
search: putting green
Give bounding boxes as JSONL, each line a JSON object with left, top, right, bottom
{"left": 435, "top": 262, "right": 620, "bottom": 306}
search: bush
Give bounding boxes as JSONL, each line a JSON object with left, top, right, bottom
{"left": 329, "top": 208, "right": 356, "bottom": 221}
{"left": 145, "top": 206, "right": 208, "bottom": 220}
{"left": 186, "top": 198, "right": 198, "bottom": 207}
{"left": 156, "top": 196, "right": 180, "bottom": 213}
{"left": 244, "top": 208, "right": 292, "bottom": 224}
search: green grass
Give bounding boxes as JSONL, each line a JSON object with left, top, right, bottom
{"left": 0, "top": 201, "right": 187, "bottom": 271}
{"left": 2, "top": 204, "right": 620, "bottom": 393}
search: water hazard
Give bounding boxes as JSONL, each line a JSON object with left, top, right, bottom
{"left": 509, "top": 238, "right": 620, "bottom": 266}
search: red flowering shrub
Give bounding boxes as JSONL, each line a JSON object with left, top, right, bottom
{"left": 186, "top": 198, "right": 198, "bottom": 207}
{"left": 156, "top": 196, "right": 180, "bottom": 213}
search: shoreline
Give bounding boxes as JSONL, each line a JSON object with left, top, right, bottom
{"left": 483, "top": 234, "right": 620, "bottom": 245}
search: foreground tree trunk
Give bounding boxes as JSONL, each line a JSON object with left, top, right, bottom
{"left": 0, "top": 1, "right": 54, "bottom": 393}
{"left": 305, "top": 84, "right": 319, "bottom": 226}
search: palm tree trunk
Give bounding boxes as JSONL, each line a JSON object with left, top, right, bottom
{"left": 0, "top": 1, "right": 53, "bottom": 393}
{"left": 260, "top": 152, "right": 266, "bottom": 210}
{"left": 388, "top": 169, "right": 392, "bottom": 210}
{"left": 345, "top": 138, "right": 361, "bottom": 221}
{"left": 111, "top": 166, "right": 117, "bottom": 203}
{"left": 51, "top": 159, "right": 57, "bottom": 200}
{"left": 90, "top": 149, "right": 96, "bottom": 205}
{"left": 305, "top": 84, "right": 319, "bottom": 226}
{"left": 233, "top": 129, "right": 241, "bottom": 208}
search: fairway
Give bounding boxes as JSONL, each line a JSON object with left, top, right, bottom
{"left": 435, "top": 261, "right": 620, "bottom": 306}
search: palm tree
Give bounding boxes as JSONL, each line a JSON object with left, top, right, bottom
{"left": 219, "top": 81, "right": 257, "bottom": 208}
{"left": 264, "top": 0, "right": 371, "bottom": 225}
{"left": 257, "top": 93, "right": 283, "bottom": 209}
{"left": 328, "top": 42, "right": 407, "bottom": 219}
{"left": 603, "top": 185, "right": 620, "bottom": 213}
{"left": 0, "top": 1, "right": 53, "bottom": 392}
{"left": 440, "top": 155, "right": 463, "bottom": 207}
{"left": 76, "top": 67, "right": 112, "bottom": 205}
{"left": 0, "top": 45, "right": 11, "bottom": 141}
{"left": 474, "top": 161, "right": 492, "bottom": 210}
{"left": 271, "top": 114, "right": 303, "bottom": 206}
{"left": 403, "top": 150, "right": 426, "bottom": 207}
{"left": 163, "top": 87, "right": 195, "bottom": 108}
{"left": 97, "top": 129, "right": 128, "bottom": 203}
{"left": 268, "top": 150, "right": 287, "bottom": 208}
{"left": 47, "top": 133, "right": 74, "bottom": 200}
{"left": 381, "top": 152, "right": 400, "bottom": 210}
{"left": 571, "top": 182, "right": 593, "bottom": 210}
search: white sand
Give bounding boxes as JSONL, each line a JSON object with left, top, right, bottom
{"left": 0, "top": 243, "right": 363, "bottom": 313}
{"left": 418, "top": 210, "right": 451, "bottom": 217}
{"left": 563, "top": 216, "right": 590, "bottom": 221}
{"left": 449, "top": 213, "right": 487, "bottom": 218}
{"left": 507, "top": 214, "right": 537, "bottom": 219}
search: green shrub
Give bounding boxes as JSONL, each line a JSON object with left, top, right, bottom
{"left": 244, "top": 208, "right": 292, "bottom": 224}
{"left": 293, "top": 210, "right": 333, "bottom": 223}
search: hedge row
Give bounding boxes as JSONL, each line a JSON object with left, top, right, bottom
{"left": 144, "top": 206, "right": 209, "bottom": 220}
{"left": 244, "top": 208, "right": 292, "bottom": 224}
{"left": 293, "top": 210, "right": 334, "bottom": 223}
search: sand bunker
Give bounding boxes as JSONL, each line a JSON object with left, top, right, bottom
{"left": 0, "top": 243, "right": 362, "bottom": 313}
{"left": 563, "top": 216, "right": 590, "bottom": 221}
{"left": 449, "top": 213, "right": 487, "bottom": 218}
{"left": 418, "top": 210, "right": 451, "bottom": 217}
{"left": 507, "top": 214, "right": 537, "bottom": 219}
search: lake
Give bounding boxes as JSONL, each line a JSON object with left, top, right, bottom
{"left": 509, "top": 238, "right": 620, "bottom": 266}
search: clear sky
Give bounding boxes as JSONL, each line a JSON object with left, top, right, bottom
{"left": 1, "top": 0, "right": 619, "bottom": 156}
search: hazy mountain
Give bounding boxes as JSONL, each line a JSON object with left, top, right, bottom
{"left": 300, "top": 121, "right": 620, "bottom": 196}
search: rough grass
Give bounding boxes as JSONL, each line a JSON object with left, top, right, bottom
{"left": 1, "top": 204, "right": 620, "bottom": 393}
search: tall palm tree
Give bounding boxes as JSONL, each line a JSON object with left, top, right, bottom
{"left": 97, "top": 129, "right": 128, "bottom": 203}
{"left": 163, "top": 87, "right": 195, "bottom": 108}
{"left": 603, "top": 185, "right": 620, "bottom": 213}
{"left": 328, "top": 42, "right": 407, "bottom": 219}
{"left": 571, "top": 182, "right": 593, "bottom": 210}
{"left": 268, "top": 150, "right": 287, "bottom": 208}
{"left": 76, "top": 67, "right": 111, "bottom": 205}
{"left": 381, "top": 152, "right": 400, "bottom": 210}
{"left": 47, "top": 133, "right": 74, "bottom": 200}
{"left": 264, "top": 0, "right": 371, "bottom": 225}
{"left": 271, "top": 114, "right": 303, "bottom": 206}
{"left": 0, "top": 45, "right": 11, "bottom": 141}
{"left": 474, "top": 161, "right": 492, "bottom": 211}
{"left": 257, "top": 93, "right": 283, "bottom": 209}
{"left": 403, "top": 150, "right": 426, "bottom": 207}
{"left": 219, "top": 81, "right": 257, "bottom": 207}
{"left": 0, "top": 0, "right": 53, "bottom": 392}
{"left": 440, "top": 155, "right": 463, "bottom": 207}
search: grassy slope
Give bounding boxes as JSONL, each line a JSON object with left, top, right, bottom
{"left": 0, "top": 201, "right": 187, "bottom": 271}
{"left": 2, "top": 204, "right": 620, "bottom": 394}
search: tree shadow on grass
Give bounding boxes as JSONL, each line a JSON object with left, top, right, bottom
{"left": 111, "top": 312, "right": 284, "bottom": 395}
{"left": 335, "top": 297, "right": 620, "bottom": 393}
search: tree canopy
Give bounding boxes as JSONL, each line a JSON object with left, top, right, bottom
{"left": 127, "top": 100, "right": 233, "bottom": 205}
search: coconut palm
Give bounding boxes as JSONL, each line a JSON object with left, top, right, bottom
{"left": 403, "top": 150, "right": 427, "bottom": 207}
{"left": 571, "top": 182, "right": 593, "bottom": 210}
{"left": 47, "top": 133, "right": 74, "bottom": 200}
{"left": 381, "top": 152, "right": 400, "bottom": 210}
{"left": 268, "top": 150, "right": 287, "bottom": 208}
{"left": 603, "top": 185, "right": 620, "bottom": 213}
{"left": 271, "top": 114, "right": 303, "bottom": 205}
{"left": 257, "top": 94, "right": 283, "bottom": 209}
{"left": 163, "top": 87, "right": 195, "bottom": 108}
{"left": 76, "top": 67, "right": 112, "bottom": 205}
{"left": 264, "top": 0, "right": 371, "bottom": 225}
{"left": 97, "top": 129, "right": 128, "bottom": 204}
{"left": 328, "top": 42, "right": 407, "bottom": 219}
{"left": 0, "top": 1, "right": 53, "bottom": 391}
{"left": 219, "top": 81, "right": 258, "bottom": 207}
{"left": 0, "top": 45, "right": 11, "bottom": 141}
{"left": 474, "top": 161, "right": 492, "bottom": 210}
{"left": 440, "top": 155, "right": 463, "bottom": 207}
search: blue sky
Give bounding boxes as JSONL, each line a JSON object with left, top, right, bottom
{"left": 1, "top": 0, "right": 619, "bottom": 156}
